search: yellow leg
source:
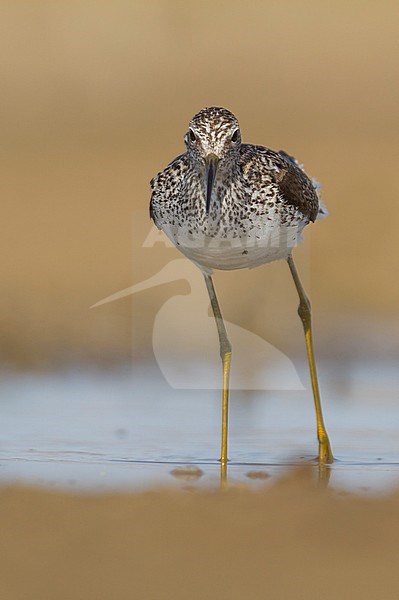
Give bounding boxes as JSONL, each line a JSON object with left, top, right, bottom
{"left": 204, "top": 274, "right": 232, "bottom": 472}
{"left": 221, "top": 350, "right": 232, "bottom": 465}
{"left": 287, "top": 255, "right": 334, "bottom": 464}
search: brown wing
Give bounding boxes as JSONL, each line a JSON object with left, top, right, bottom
{"left": 240, "top": 145, "right": 320, "bottom": 222}
{"left": 275, "top": 150, "right": 319, "bottom": 222}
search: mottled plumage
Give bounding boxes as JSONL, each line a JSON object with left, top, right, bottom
{"left": 149, "top": 107, "right": 333, "bottom": 467}
{"left": 150, "top": 107, "right": 325, "bottom": 273}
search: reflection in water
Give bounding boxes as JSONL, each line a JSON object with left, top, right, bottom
{"left": 246, "top": 470, "right": 270, "bottom": 480}
{"left": 0, "top": 360, "right": 398, "bottom": 494}
{"left": 170, "top": 465, "right": 204, "bottom": 480}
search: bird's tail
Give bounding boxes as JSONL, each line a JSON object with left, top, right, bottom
{"left": 312, "top": 177, "right": 329, "bottom": 219}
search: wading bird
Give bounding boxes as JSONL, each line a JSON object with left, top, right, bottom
{"left": 150, "top": 107, "right": 333, "bottom": 472}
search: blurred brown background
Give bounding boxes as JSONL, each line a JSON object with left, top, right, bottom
{"left": 1, "top": 0, "right": 398, "bottom": 368}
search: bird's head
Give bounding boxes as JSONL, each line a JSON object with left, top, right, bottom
{"left": 184, "top": 107, "right": 241, "bottom": 213}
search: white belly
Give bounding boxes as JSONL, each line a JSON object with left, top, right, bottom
{"left": 162, "top": 218, "right": 306, "bottom": 273}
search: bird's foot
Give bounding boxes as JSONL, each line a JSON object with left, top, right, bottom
{"left": 318, "top": 437, "right": 334, "bottom": 464}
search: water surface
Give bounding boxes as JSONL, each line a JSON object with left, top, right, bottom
{"left": 1, "top": 361, "right": 398, "bottom": 494}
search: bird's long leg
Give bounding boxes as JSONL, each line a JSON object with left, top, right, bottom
{"left": 287, "top": 255, "right": 334, "bottom": 464}
{"left": 204, "top": 274, "right": 232, "bottom": 480}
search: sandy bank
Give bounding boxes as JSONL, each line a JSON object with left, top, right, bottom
{"left": 1, "top": 469, "right": 398, "bottom": 599}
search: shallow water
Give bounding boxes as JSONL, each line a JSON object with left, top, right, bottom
{"left": 1, "top": 361, "right": 399, "bottom": 494}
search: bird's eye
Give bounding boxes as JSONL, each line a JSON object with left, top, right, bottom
{"left": 231, "top": 129, "right": 240, "bottom": 143}
{"left": 189, "top": 129, "right": 197, "bottom": 142}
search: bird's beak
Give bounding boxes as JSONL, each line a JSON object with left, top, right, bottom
{"left": 205, "top": 153, "right": 219, "bottom": 215}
